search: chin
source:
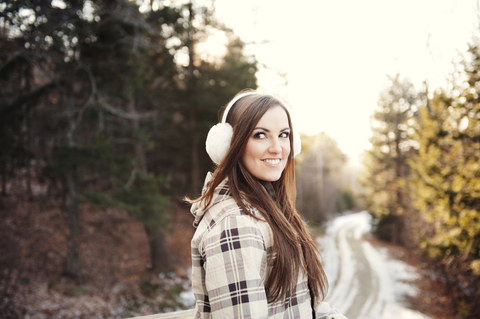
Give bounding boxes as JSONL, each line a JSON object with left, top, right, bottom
{"left": 261, "top": 174, "right": 282, "bottom": 182}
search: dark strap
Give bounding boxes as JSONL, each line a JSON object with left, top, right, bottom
{"left": 308, "top": 280, "right": 316, "bottom": 318}
{"left": 260, "top": 180, "right": 277, "bottom": 201}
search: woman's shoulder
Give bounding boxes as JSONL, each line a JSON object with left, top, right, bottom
{"left": 200, "top": 196, "right": 258, "bottom": 231}
{"left": 191, "top": 175, "right": 233, "bottom": 227}
{"left": 192, "top": 197, "right": 271, "bottom": 248}
{"left": 193, "top": 176, "right": 261, "bottom": 228}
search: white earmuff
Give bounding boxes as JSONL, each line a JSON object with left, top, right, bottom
{"left": 205, "top": 122, "right": 234, "bottom": 165}
{"left": 205, "top": 92, "right": 301, "bottom": 164}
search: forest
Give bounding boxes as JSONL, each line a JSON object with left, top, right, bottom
{"left": 1, "top": 0, "right": 479, "bottom": 318}
{"left": 362, "top": 59, "right": 480, "bottom": 316}
{"left": 0, "top": 0, "right": 356, "bottom": 317}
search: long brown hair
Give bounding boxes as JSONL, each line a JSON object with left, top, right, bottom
{"left": 191, "top": 91, "right": 328, "bottom": 304}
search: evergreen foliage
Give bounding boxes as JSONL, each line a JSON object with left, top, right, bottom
{"left": 0, "top": 0, "right": 257, "bottom": 277}
{"left": 408, "top": 42, "right": 480, "bottom": 317}
{"left": 362, "top": 74, "right": 419, "bottom": 244}
{"left": 361, "top": 41, "right": 480, "bottom": 317}
{"left": 338, "top": 186, "right": 356, "bottom": 212}
{"left": 296, "top": 132, "right": 352, "bottom": 223}
{"left": 410, "top": 90, "right": 480, "bottom": 264}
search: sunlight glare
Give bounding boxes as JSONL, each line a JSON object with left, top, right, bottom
{"left": 214, "top": 0, "right": 479, "bottom": 156}
{"left": 197, "top": 28, "right": 228, "bottom": 63}
{"left": 51, "top": 0, "right": 67, "bottom": 9}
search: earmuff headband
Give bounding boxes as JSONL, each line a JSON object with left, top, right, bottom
{"left": 206, "top": 91, "right": 301, "bottom": 164}
{"left": 221, "top": 92, "right": 258, "bottom": 123}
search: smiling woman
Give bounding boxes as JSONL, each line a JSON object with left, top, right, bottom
{"left": 185, "top": 90, "right": 347, "bottom": 318}
{"left": 241, "top": 105, "right": 291, "bottom": 182}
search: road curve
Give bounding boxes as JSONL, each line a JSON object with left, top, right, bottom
{"left": 319, "top": 211, "right": 431, "bottom": 319}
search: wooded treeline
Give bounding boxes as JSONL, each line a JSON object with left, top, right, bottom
{"left": 1, "top": 0, "right": 257, "bottom": 317}
{"left": 296, "top": 132, "right": 358, "bottom": 224}
{"left": 362, "top": 42, "right": 480, "bottom": 318}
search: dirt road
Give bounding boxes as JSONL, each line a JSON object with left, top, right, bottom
{"left": 320, "top": 211, "right": 431, "bottom": 319}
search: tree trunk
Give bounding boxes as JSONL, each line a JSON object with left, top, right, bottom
{"left": 394, "top": 124, "right": 405, "bottom": 245}
{"left": 127, "top": 97, "right": 147, "bottom": 173}
{"left": 65, "top": 172, "right": 80, "bottom": 278}
{"left": 190, "top": 132, "right": 200, "bottom": 195}
{"left": 127, "top": 93, "right": 170, "bottom": 272}
{"left": 25, "top": 105, "right": 32, "bottom": 200}
{"left": 186, "top": 1, "right": 200, "bottom": 194}
{"left": 1, "top": 160, "right": 6, "bottom": 196}
{"left": 148, "top": 227, "right": 170, "bottom": 272}
{"left": 64, "top": 92, "right": 81, "bottom": 278}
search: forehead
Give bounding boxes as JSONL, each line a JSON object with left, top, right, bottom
{"left": 256, "top": 105, "right": 290, "bottom": 127}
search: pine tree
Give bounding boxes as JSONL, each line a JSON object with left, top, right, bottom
{"left": 0, "top": 0, "right": 178, "bottom": 275}
{"left": 296, "top": 132, "right": 348, "bottom": 223}
{"left": 362, "top": 74, "right": 419, "bottom": 244}
{"left": 409, "top": 42, "right": 480, "bottom": 317}
{"left": 1, "top": 0, "right": 258, "bottom": 276}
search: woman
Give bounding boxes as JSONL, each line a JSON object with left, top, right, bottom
{"left": 188, "top": 90, "right": 347, "bottom": 319}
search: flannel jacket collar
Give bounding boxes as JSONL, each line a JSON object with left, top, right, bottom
{"left": 191, "top": 172, "right": 280, "bottom": 229}
{"left": 191, "top": 172, "right": 231, "bottom": 228}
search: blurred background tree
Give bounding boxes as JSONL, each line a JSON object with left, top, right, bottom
{"left": 3, "top": 0, "right": 480, "bottom": 318}
{"left": 0, "top": 0, "right": 257, "bottom": 316}
{"left": 361, "top": 40, "right": 480, "bottom": 317}
{"left": 409, "top": 42, "right": 480, "bottom": 316}
{"left": 361, "top": 74, "right": 420, "bottom": 245}
{"left": 296, "top": 132, "right": 357, "bottom": 224}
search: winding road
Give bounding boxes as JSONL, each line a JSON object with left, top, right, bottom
{"left": 320, "top": 211, "right": 430, "bottom": 319}
{"left": 171, "top": 211, "right": 433, "bottom": 319}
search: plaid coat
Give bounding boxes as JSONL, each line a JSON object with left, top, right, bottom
{"left": 191, "top": 173, "right": 347, "bottom": 319}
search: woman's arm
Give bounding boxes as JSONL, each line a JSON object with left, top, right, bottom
{"left": 202, "top": 214, "right": 269, "bottom": 318}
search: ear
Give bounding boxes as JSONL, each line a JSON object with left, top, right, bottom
{"left": 205, "top": 123, "right": 234, "bottom": 164}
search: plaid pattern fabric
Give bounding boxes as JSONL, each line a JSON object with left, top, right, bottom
{"left": 191, "top": 173, "right": 347, "bottom": 319}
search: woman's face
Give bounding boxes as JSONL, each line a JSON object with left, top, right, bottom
{"left": 241, "top": 105, "right": 291, "bottom": 182}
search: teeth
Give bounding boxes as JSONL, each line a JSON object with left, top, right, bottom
{"left": 264, "top": 159, "right": 280, "bottom": 165}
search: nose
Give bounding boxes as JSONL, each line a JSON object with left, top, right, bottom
{"left": 268, "top": 137, "right": 282, "bottom": 154}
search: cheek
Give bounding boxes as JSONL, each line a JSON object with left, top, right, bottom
{"left": 241, "top": 143, "right": 255, "bottom": 164}
{"left": 244, "top": 141, "right": 261, "bottom": 158}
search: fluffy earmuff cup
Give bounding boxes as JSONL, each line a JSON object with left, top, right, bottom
{"left": 205, "top": 123, "right": 234, "bottom": 164}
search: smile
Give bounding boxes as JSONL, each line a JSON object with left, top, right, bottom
{"left": 262, "top": 159, "right": 281, "bottom": 166}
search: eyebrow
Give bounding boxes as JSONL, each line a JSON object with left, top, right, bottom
{"left": 254, "top": 127, "right": 291, "bottom": 132}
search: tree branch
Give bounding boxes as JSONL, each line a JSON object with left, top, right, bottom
{"left": 98, "top": 99, "right": 157, "bottom": 120}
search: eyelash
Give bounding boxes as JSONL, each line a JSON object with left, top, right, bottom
{"left": 253, "top": 132, "right": 290, "bottom": 139}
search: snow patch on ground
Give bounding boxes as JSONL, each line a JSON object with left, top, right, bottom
{"left": 319, "top": 211, "right": 431, "bottom": 319}
{"left": 178, "top": 270, "right": 196, "bottom": 309}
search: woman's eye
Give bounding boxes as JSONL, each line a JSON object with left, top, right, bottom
{"left": 254, "top": 132, "right": 267, "bottom": 139}
{"left": 280, "top": 132, "right": 290, "bottom": 138}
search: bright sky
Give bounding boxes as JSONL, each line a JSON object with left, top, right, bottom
{"left": 213, "top": 0, "right": 479, "bottom": 156}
